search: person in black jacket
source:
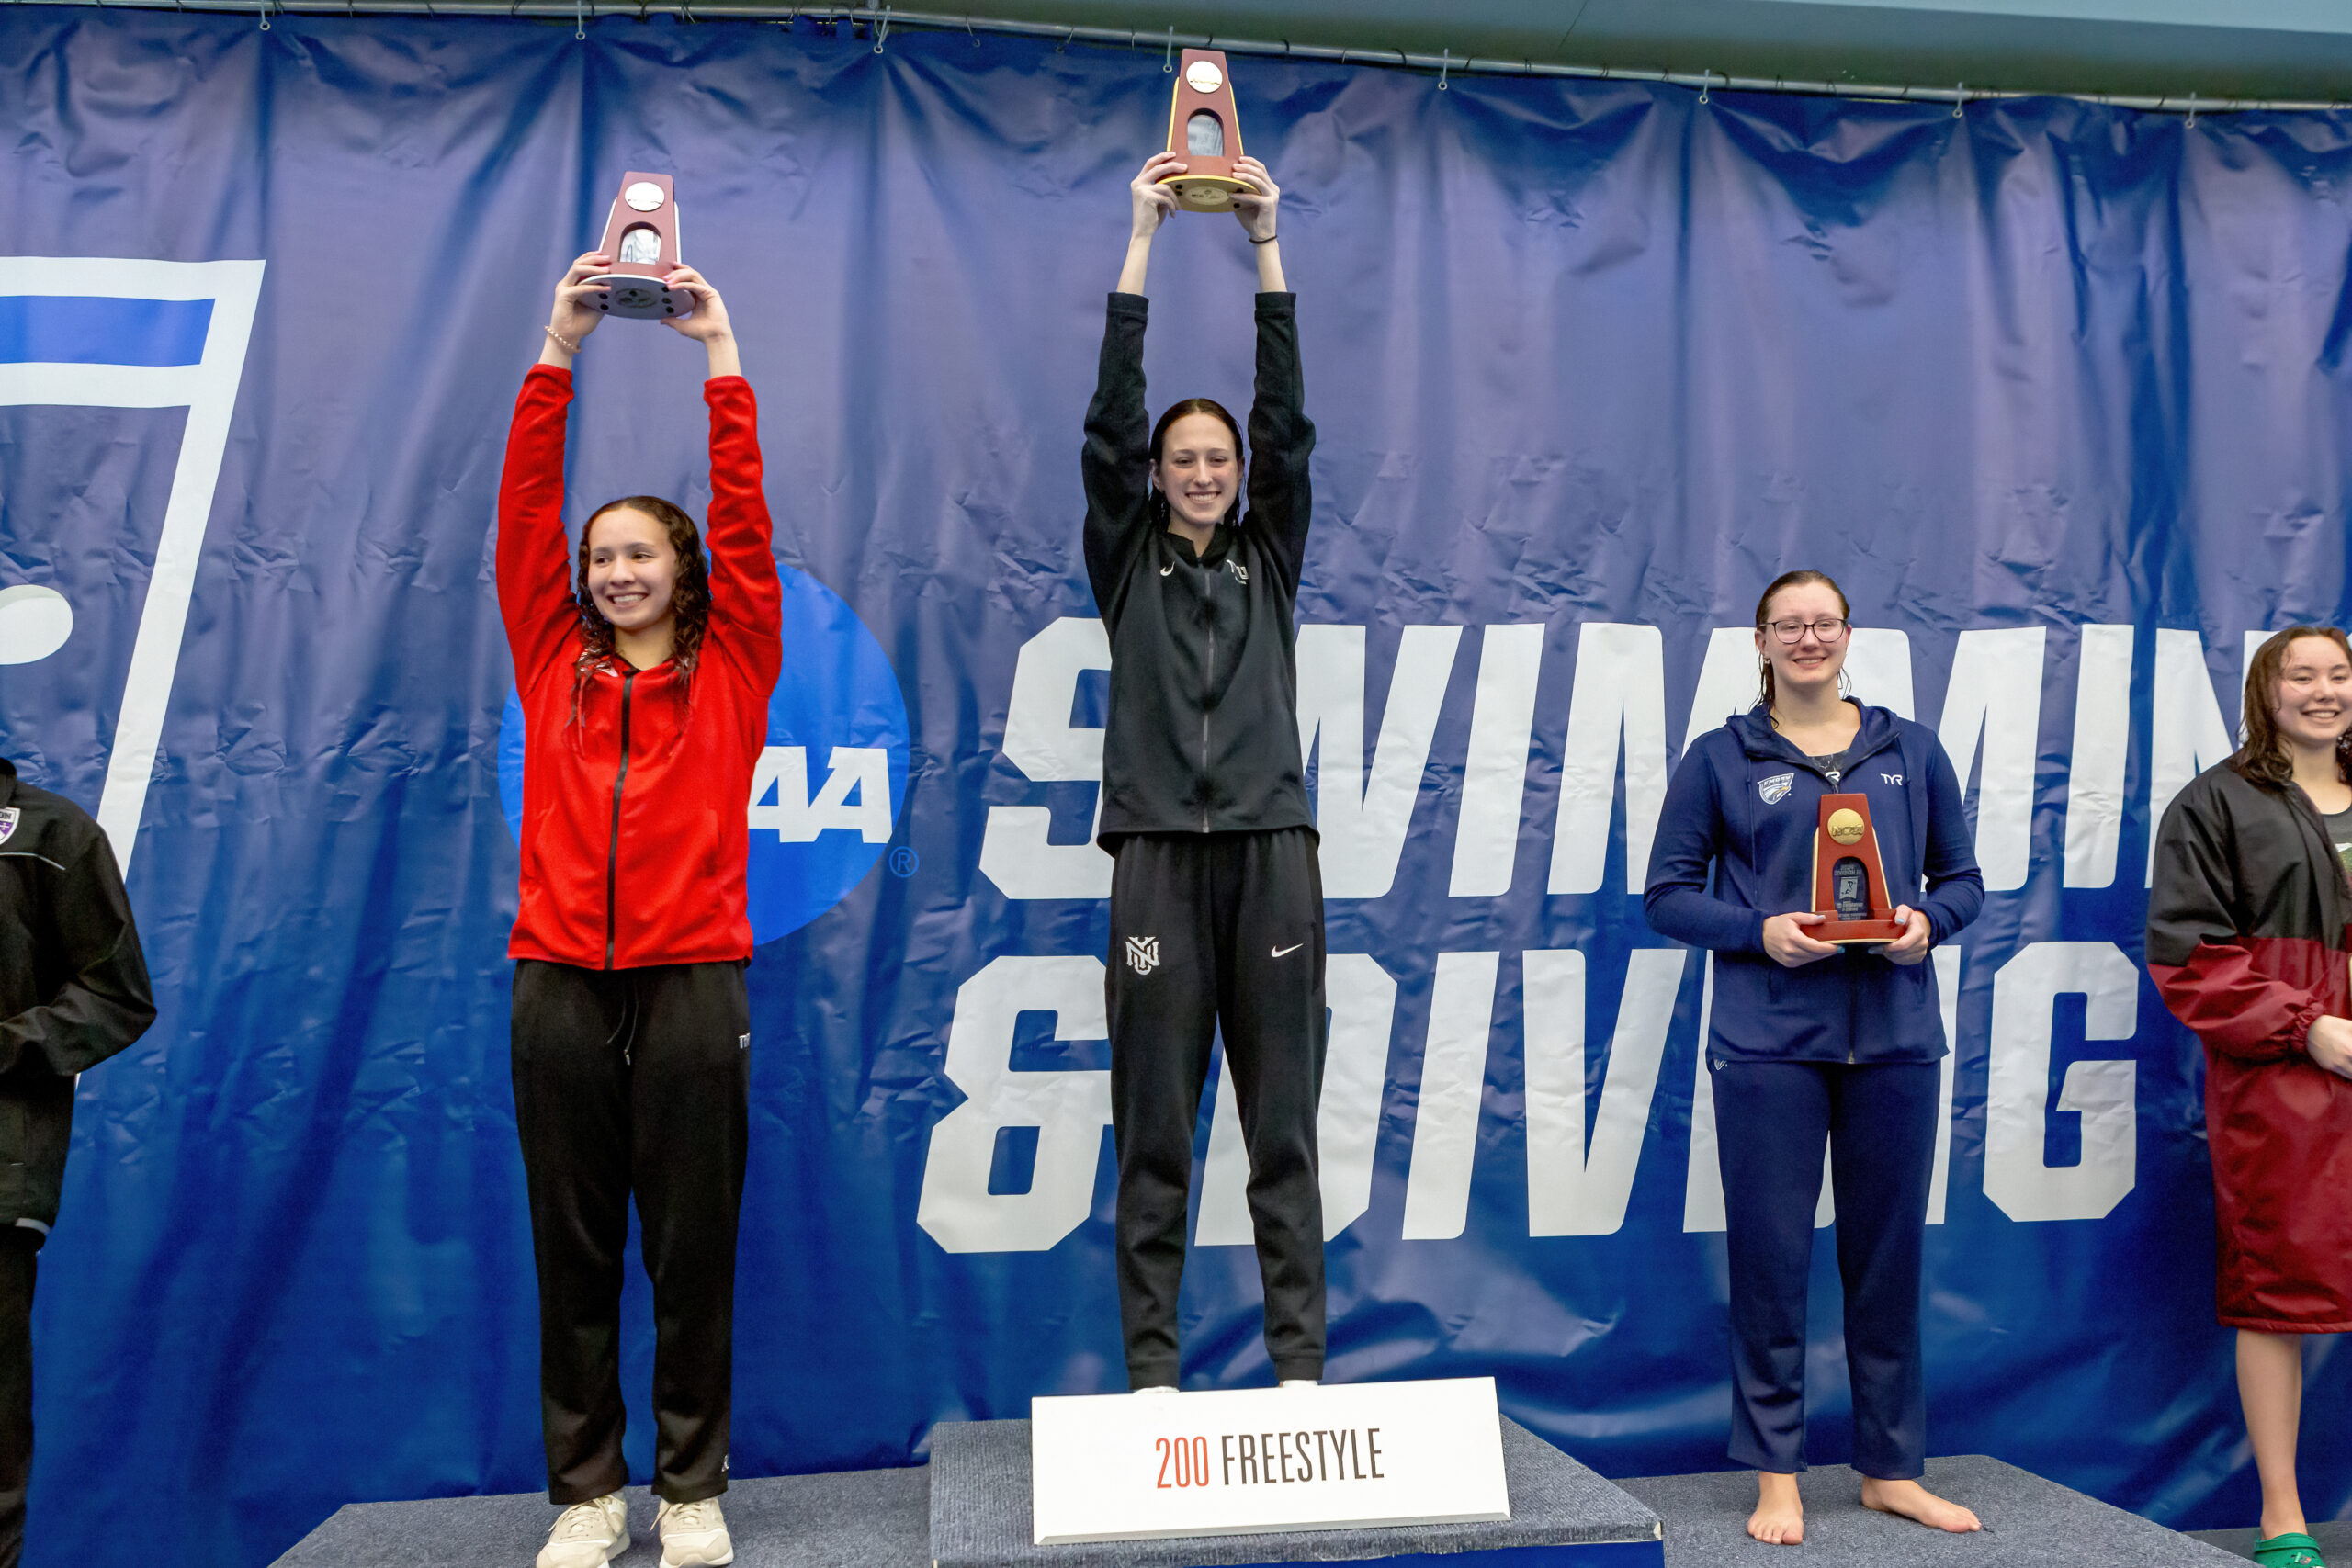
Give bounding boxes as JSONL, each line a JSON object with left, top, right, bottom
{"left": 0, "top": 757, "right": 154, "bottom": 1568}
{"left": 1084, "top": 150, "right": 1326, "bottom": 1393}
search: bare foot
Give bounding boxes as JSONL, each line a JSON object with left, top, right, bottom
{"left": 1748, "top": 1472, "right": 1804, "bottom": 1545}
{"left": 1860, "top": 1477, "right": 1982, "bottom": 1533}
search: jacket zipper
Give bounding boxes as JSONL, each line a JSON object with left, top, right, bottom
{"left": 1201, "top": 568, "right": 1216, "bottom": 831}
{"left": 605, "top": 669, "right": 637, "bottom": 970}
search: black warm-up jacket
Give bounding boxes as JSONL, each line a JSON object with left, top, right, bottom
{"left": 1081, "top": 291, "right": 1317, "bottom": 848}
{"left": 0, "top": 759, "right": 153, "bottom": 1239}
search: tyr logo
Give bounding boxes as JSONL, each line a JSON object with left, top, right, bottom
{"left": 1227, "top": 559, "right": 1249, "bottom": 586}
{"left": 1125, "top": 936, "right": 1161, "bottom": 976}
{"left": 1882, "top": 773, "right": 1904, "bottom": 785}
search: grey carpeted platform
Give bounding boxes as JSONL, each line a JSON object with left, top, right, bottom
{"left": 270, "top": 1463, "right": 929, "bottom": 1567}
{"left": 1618, "top": 1457, "right": 2246, "bottom": 1568}
{"left": 928, "top": 1416, "right": 1662, "bottom": 1567}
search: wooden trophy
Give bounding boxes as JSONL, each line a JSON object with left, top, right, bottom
{"left": 1157, "top": 50, "right": 1250, "bottom": 213}
{"left": 1810, "top": 794, "right": 1905, "bottom": 945}
{"left": 583, "top": 173, "right": 688, "bottom": 321}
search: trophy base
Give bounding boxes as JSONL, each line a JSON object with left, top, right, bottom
{"left": 1158, "top": 173, "right": 1250, "bottom": 212}
{"left": 583, "top": 272, "right": 688, "bottom": 321}
{"left": 1816, "top": 918, "right": 1905, "bottom": 946}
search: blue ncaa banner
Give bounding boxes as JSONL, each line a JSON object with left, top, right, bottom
{"left": 1, "top": 10, "right": 2348, "bottom": 1564}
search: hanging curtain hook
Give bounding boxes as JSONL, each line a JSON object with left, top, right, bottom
{"left": 1163, "top": 25, "right": 1174, "bottom": 73}
{"left": 1438, "top": 48, "right": 1451, "bottom": 91}
{"left": 574, "top": 0, "right": 584, "bottom": 39}
{"left": 257, "top": 0, "right": 270, "bottom": 29}
{"left": 1697, "top": 69, "right": 1712, "bottom": 106}
{"left": 874, "top": 3, "right": 891, "bottom": 52}
{"left": 2185, "top": 91, "right": 2199, "bottom": 128}
{"left": 1954, "top": 82, "right": 1966, "bottom": 118}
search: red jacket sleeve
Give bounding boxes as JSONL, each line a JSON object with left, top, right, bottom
{"left": 2151, "top": 945, "right": 2330, "bottom": 1064}
{"left": 2147, "top": 779, "right": 2329, "bottom": 1062}
{"left": 496, "top": 366, "right": 580, "bottom": 695}
{"left": 701, "top": 376, "right": 784, "bottom": 695}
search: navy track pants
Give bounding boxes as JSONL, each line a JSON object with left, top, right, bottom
{"left": 1713, "top": 1058, "right": 1939, "bottom": 1479}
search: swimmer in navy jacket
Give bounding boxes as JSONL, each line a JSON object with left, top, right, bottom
{"left": 1644, "top": 570, "right": 1984, "bottom": 1545}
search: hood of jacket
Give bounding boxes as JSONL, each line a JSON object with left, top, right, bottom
{"left": 1727, "top": 699, "right": 1905, "bottom": 771}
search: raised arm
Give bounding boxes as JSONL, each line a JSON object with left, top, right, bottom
{"left": 1234, "top": 160, "right": 1313, "bottom": 592}
{"left": 498, "top": 252, "right": 614, "bottom": 694}
{"left": 1083, "top": 157, "right": 1182, "bottom": 612}
{"left": 664, "top": 267, "right": 778, "bottom": 692}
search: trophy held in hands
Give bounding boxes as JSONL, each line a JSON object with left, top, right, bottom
{"left": 1157, "top": 50, "right": 1249, "bottom": 213}
{"left": 584, "top": 173, "right": 688, "bottom": 320}
{"left": 1810, "top": 794, "right": 1905, "bottom": 946}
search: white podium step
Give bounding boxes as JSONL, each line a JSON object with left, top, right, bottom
{"left": 930, "top": 1415, "right": 1665, "bottom": 1568}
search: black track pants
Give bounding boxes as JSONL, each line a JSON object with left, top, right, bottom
{"left": 1107, "top": 829, "right": 1328, "bottom": 1387}
{"left": 1713, "top": 1059, "right": 1939, "bottom": 1479}
{"left": 0, "top": 1230, "right": 34, "bottom": 1568}
{"left": 512, "top": 958, "right": 750, "bottom": 1505}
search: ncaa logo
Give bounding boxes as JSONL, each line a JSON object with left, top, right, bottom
{"left": 1125, "top": 936, "right": 1161, "bottom": 976}
{"left": 501, "top": 563, "right": 910, "bottom": 944}
{"left": 1758, "top": 773, "right": 1794, "bottom": 806}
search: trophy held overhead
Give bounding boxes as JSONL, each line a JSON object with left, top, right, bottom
{"left": 1158, "top": 51, "right": 1249, "bottom": 212}
{"left": 584, "top": 172, "right": 688, "bottom": 320}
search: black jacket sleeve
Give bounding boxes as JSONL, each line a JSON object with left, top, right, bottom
{"left": 1, "top": 834, "right": 154, "bottom": 1078}
{"left": 1080, "top": 292, "right": 1154, "bottom": 622}
{"left": 1242, "top": 292, "right": 1315, "bottom": 597}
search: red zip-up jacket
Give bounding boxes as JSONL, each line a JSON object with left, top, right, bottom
{"left": 496, "top": 365, "right": 784, "bottom": 969}
{"left": 2148, "top": 761, "right": 2352, "bottom": 1332}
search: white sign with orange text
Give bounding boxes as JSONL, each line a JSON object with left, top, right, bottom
{"left": 1028, "top": 1378, "right": 1510, "bottom": 1545}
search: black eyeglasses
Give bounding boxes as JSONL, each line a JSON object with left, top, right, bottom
{"left": 1764, "top": 617, "right": 1849, "bottom": 643}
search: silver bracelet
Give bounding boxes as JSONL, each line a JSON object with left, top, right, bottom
{"left": 543, "top": 324, "right": 581, "bottom": 355}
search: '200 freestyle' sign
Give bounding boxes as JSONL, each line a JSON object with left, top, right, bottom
{"left": 1028, "top": 1379, "right": 1510, "bottom": 1545}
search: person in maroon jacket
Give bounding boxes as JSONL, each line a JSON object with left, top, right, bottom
{"left": 499, "top": 250, "right": 783, "bottom": 1568}
{"left": 2148, "top": 626, "right": 2352, "bottom": 1568}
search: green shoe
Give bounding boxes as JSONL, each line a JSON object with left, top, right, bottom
{"left": 2252, "top": 1532, "right": 2326, "bottom": 1568}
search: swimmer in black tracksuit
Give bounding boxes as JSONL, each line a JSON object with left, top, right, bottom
{"left": 1083, "top": 150, "right": 1326, "bottom": 1393}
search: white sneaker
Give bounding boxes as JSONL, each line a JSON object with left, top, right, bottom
{"left": 1132, "top": 1384, "right": 1180, "bottom": 1397}
{"left": 537, "top": 1493, "right": 628, "bottom": 1568}
{"left": 655, "top": 1495, "right": 734, "bottom": 1567}
{"left": 1280, "top": 1379, "right": 1319, "bottom": 1389}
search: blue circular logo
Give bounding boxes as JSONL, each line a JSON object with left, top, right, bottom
{"left": 499, "top": 563, "right": 910, "bottom": 944}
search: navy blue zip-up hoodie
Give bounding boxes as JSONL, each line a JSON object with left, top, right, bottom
{"left": 1644, "top": 701, "right": 1983, "bottom": 1065}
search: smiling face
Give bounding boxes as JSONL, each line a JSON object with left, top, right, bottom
{"left": 1755, "top": 580, "right": 1850, "bottom": 700}
{"left": 583, "top": 506, "right": 679, "bottom": 634}
{"left": 2272, "top": 633, "right": 2352, "bottom": 752}
{"left": 1155, "top": 412, "right": 1240, "bottom": 529}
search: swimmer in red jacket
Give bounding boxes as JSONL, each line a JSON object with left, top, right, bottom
{"left": 499, "top": 252, "right": 782, "bottom": 1568}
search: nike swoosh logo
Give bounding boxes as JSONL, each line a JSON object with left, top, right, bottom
{"left": 1160, "top": 562, "right": 1176, "bottom": 576}
{"left": 1271, "top": 943, "right": 1303, "bottom": 958}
